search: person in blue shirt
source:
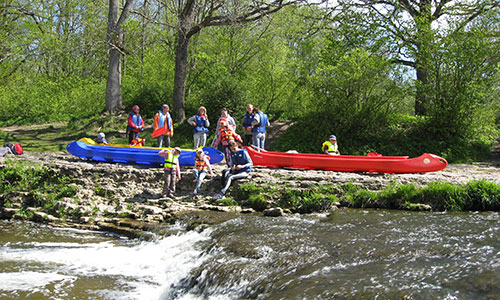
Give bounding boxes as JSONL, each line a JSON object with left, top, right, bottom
{"left": 187, "top": 106, "right": 210, "bottom": 148}
{"left": 213, "top": 141, "right": 253, "bottom": 199}
{"left": 250, "top": 107, "right": 270, "bottom": 151}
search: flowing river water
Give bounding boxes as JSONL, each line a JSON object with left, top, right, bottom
{"left": 1, "top": 209, "right": 499, "bottom": 300}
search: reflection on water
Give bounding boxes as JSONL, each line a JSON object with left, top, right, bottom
{"left": 1, "top": 210, "right": 499, "bottom": 299}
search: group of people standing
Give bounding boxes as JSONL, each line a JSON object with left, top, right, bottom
{"left": 100, "top": 103, "right": 337, "bottom": 199}
{"left": 124, "top": 103, "right": 265, "bottom": 199}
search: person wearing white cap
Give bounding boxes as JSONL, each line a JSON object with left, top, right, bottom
{"left": 96, "top": 132, "right": 107, "bottom": 144}
{"left": 158, "top": 147, "right": 182, "bottom": 197}
{"left": 322, "top": 135, "right": 340, "bottom": 155}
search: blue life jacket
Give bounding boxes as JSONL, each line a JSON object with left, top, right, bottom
{"left": 158, "top": 110, "right": 172, "bottom": 130}
{"left": 243, "top": 113, "right": 254, "bottom": 128}
{"left": 230, "top": 149, "right": 252, "bottom": 173}
{"left": 193, "top": 115, "right": 209, "bottom": 133}
{"left": 127, "top": 113, "right": 143, "bottom": 132}
{"left": 252, "top": 111, "right": 268, "bottom": 133}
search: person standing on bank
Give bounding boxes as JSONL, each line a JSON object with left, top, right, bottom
{"left": 241, "top": 104, "right": 254, "bottom": 146}
{"left": 187, "top": 106, "right": 210, "bottom": 148}
{"left": 216, "top": 108, "right": 236, "bottom": 132}
{"left": 158, "top": 147, "right": 182, "bottom": 197}
{"left": 213, "top": 141, "right": 253, "bottom": 200}
{"left": 251, "top": 107, "right": 270, "bottom": 151}
{"left": 153, "top": 104, "right": 174, "bottom": 148}
{"left": 127, "top": 105, "right": 145, "bottom": 144}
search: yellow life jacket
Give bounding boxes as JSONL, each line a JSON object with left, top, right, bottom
{"left": 322, "top": 140, "right": 339, "bottom": 154}
{"left": 164, "top": 152, "right": 179, "bottom": 169}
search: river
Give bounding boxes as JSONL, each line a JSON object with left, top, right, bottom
{"left": 1, "top": 209, "right": 499, "bottom": 300}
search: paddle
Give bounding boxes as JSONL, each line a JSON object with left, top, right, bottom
{"left": 152, "top": 127, "right": 166, "bottom": 137}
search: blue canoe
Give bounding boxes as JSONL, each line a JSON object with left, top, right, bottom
{"left": 66, "top": 138, "right": 224, "bottom": 166}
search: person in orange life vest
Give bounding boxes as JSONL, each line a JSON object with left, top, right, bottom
{"left": 187, "top": 106, "right": 210, "bottom": 148}
{"left": 212, "top": 120, "right": 243, "bottom": 167}
{"left": 215, "top": 108, "right": 236, "bottom": 151}
{"left": 153, "top": 104, "right": 174, "bottom": 148}
{"left": 192, "top": 149, "right": 214, "bottom": 196}
{"left": 130, "top": 137, "right": 146, "bottom": 147}
{"left": 241, "top": 104, "right": 254, "bottom": 146}
{"left": 127, "top": 105, "right": 145, "bottom": 144}
{"left": 96, "top": 132, "right": 108, "bottom": 144}
{"left": 158, "top": 147, "right": 182, "bottom": 197}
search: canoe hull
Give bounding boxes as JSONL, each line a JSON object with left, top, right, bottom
{"left": 66, "top": 138, "right": 224, "bottom": 166}
{"left": 244, "top": 147, "right": 447, "bottom": 173}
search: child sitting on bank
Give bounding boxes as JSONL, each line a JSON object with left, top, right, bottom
{"left": 193, "top": 149, "right": 214, "bottom": 196}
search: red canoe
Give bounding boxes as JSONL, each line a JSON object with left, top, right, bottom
{"left": 244, "top": 146, "right": 448, "bottom": 173}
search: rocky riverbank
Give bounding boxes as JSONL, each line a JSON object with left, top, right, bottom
{"left": 1, "top": 151, "right": 499, "bottom": 238}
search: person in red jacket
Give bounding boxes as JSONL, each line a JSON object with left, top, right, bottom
{"left": 127, "top": 105, "right": 145, "bottom": 144}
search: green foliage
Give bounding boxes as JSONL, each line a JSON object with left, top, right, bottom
{"left": 0, "top": 160, "right": 77, "bottom": 210}
{"left": 235, "top": 183, "right": 267, "bottom": 211}
{"left": 339, "top": 181, "right": 500, "bottom": 212}
{"left": 278, "top": 189, "right": 335, "bottom": 213}
{"left": 246, "top": 194, "right": 268, "bottom": 211}
{"left": 0, "top": 76, "right": 105, "bottom": 125}
{"left": 215, "top": 197, "right": 238, "bottom": 207}
{"left": 463, "top": 180, "right": 500, "bottom": 211}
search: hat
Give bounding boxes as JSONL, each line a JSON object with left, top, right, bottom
{"left": 98, "top": 132, "right": 105, "bottom": 139}
{"left": 162, "top": 104, "right": 169, "bottom": 109}
{"left": 174, "top": 147, "right": 181, "bottom": 153}
{"left": 329, "top": 135, "right": 337, "bottom": 140}
{"left": 132, "top": 105, "right": 139, "bottom": 111}
{"left": 196, "top": 149, "right": 204, "bottom": 155}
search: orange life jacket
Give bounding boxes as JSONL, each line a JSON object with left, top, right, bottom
{"left": 195, "top": 155, "right": 210, "bottom": 170}
{"left": 131, "top": 138, "right": 145, "bottom": 147}
{"left": 219, "top": 128, "right": 235, "bottom": 142}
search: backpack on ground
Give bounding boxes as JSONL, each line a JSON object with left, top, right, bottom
{"left": 4, "top": 142, "right": 23, "bottom": 155}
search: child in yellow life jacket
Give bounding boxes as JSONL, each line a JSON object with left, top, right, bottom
{"left": 193, "top": 149, "right": 214, "bottom": 196}
{"left": 322, "top": 135, "right": 340, "bottom": 155}
{"left": 212, "top": 121, "right": 243, "bottom": 166}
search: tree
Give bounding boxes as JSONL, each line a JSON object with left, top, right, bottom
{"left": 162, "top": 0, "right": 308, "bottom": 122}
{"left": 338, "top": 0, "right": 500, "bottom": 115}
{"left": 105, "top": 0, "right": 135, "bottom": 114}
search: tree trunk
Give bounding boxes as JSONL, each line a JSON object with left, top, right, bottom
{"left": 173, "top": 32, "right": 189, "bottom": 123}
{"left": 105, "top": 0, "right": 124, "bottom": 114}
{"left": 105, "top": 0, "right": 135, "bottom": 114}
{"left": 415, "top": 65, "right": 429, "bottom": 116}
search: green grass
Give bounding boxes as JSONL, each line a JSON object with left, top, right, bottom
{"left": 339, "top": 180, "right": 500, "bottom": 211}
{"left": 0, "top": 159, "right": 78, "bottom": 217}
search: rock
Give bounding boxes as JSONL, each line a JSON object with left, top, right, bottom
{"left": 263, "top": 207, "right": 285, "bottom": 217}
